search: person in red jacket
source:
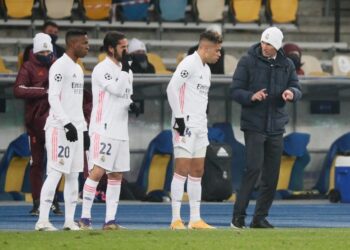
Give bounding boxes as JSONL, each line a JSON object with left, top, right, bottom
{"left": 14, "top": 33, "right": 62, "bottom": 216}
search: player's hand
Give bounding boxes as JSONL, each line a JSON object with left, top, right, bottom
{"left": 282, "top": 89, "right": 294, "bottom": 101}
{"left": 251, "top": 88, "right": 268, "bottom": 102}
{"left": 129, "top": 102, "right": 140, "bottom": 117}
{"left": 173, "top": 117, "right": 185, "bottom": 136}
{"left": 83, "top": 131, "right": 90, "bottom": 150}
{"left": 64, "top": 123, "right": 78, "bottom": 142}
{"left": 121, "top": 50, "right": 130, "bottom": 72}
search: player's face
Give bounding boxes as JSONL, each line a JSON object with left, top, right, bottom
{"left": 115, "top": 38, "right": 128, "bottom": 61}
{"left": 73, "top": 35, "right": 89, "bottom": 58}
{"left": 205, "top": 42, "right": 221, "bottom": 64}
{"left": 261, "top": 41, "right": 277, "bottom": 58}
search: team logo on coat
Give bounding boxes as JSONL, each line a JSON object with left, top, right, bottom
{"left": 104, "top": 73, "right": 112, "bottom": 80}
{"left": 180, "top": 70, "right": 189, "bottom": 78}
{"left": 59, "top": 158, "right": 64, "bottom": 165}
{"left": 101, "top": 155, "right": 105, "bottom": 162}
{"left": 54, "top": 74, "right": 62, "bottom": 82}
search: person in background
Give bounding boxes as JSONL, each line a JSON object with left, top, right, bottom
{"left": 128, "top": 38, "right": 155, "bottom": 74}
{"left": 14, "top": 33, "right": 63, "bottom": 216}
{"left": 23, "top": 21, "right": 65, "bottom": 63}
{"left": 283, "top": 43, "right": 304, "bottom": 75}
{"left": 230, "top": 27, "right": 302, "bottom": 229}
{"left": 187, "top": 24, "right": 225, "bottom": 74}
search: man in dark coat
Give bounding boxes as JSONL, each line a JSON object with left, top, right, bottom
{"left": 230, "top": 27, "right": 302, "bottom": 229}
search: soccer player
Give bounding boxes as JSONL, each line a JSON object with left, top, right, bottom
{"left": 35, "top": 30, "right": 89, "bottom": 231}
{"left": 166, "top": 30, "right": 222, "bottom": 230}
{"left": 79, "top": 31, "right": 139, "bottom": 230}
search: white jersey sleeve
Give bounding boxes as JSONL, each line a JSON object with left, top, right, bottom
{"left": 48, "top": 62, "right": 70, "bottom": 126}
{"left": 166, "top": 57, "right": 192, "bottom": 118}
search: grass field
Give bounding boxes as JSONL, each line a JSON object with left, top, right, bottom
{"left": 1, "top": 229, "right": 350, "bottom": 250}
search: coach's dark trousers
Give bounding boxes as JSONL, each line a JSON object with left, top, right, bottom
{"left": 233, "top": 131, "right": 283, "bottom": 220}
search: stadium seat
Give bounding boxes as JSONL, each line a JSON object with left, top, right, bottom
{"left": 277, "top": 156, "right": 297, "bottom": 190}
{"left": 157, "top": 0, "right": 187, "bottom": 22}
{"left": 41, "top": 0, "right": 74, "bottom": 20}
{"left": 118, "top": 0, "right": 150, "bottom": 22}
{"left": 147, "top": 53, "right": 172, "bottom": 74}
{"left": 229, "top": 0, "right": 262, "bottom": 24}
{"left": 0, "top": 133, "right": 31, "bottom": 200}
{"left": 77, "top": 58, "right": 92, "bottom": 75}
{"left": 98, "top": 52, "right": 107, "bottom": 62}
{"left": 17, "top": 52, "right": 24, "bottom": 70}
{"left": 301, "top": 55, "right": 330, "bottom": 76}
{"left": 314, "top": 132, "right": 350, "bottom": 194}
{"left": 193, "top": 0, "right": 225, "bottom": 22}
{"left": 332, "top": 55, "right": 350, "bottom": 76}
{"left": 82, "top": 0, "right": 112, "bottom": 21}
{"left": 136, "top": 130, "right": 174, "bottom": 199}
{"left": 2, "top": 0, "right": 34, "bottom": 20}
{"left": 0, "top": 56, "right": 12, "bottom": 73}
{"left": 224, "top": 54, "right": 238, "bottom": 75}
{"left": 266, "top": 0, "right": 299, "bottom": 24}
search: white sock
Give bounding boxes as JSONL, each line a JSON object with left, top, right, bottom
{"left": 64, "top": 173, "right": 79, "bottom": 224}
{"left": 171, "top": 173, "right": 187, "bottom": 222}
{"left": 38, "top": 170, "right": 62, "bottom": 223}
{"left": 81, "top": 178, "right": 99, "bottom": 219}
{"left": 105, "top": 179, "right": 121, "bottom": 223}
{"left": 187, "top": 175, "right": 202, "bottom": 222}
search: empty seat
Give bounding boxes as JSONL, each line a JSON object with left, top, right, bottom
{"left": 77, "top": 58, "right": 92, "bottom": 75}
{"left": 119, "top": 0, "right": 149, "bottom": 21}
{"left": 0, "top": 57, "right": 12, "bottom": 73}
{"left": 83, "top": 0, "right": 112, "bottom": 21}
{"left": 266, "top": 0, "right": 299, "bottom": 24}
{"left": 147, "top": 53, "right": 172, "bottom": 74}
{"left": 301, "top": 55, "right": 329, "bottom": 76}
{"left": 230, "top": 0, "right": 261, "bottom": 23}
{"left": 224, "top": 54, "right": 238, "bottom": 75}
{"left": 332, "top": 55, "right": 350, "bottom": 76}
{"left": 157, "top": 0, "right": 187, "bottom": 22}
{"left": 194, "top": 0, "right": 225, "bottom": 22}
{"left": 3, "top": 0, "right": 34, "bottom": 20}
{"left": 42, "top": 0, "right": 74, "bottom": 19}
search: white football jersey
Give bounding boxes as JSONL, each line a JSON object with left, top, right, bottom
{"left": 166, "top": 51, "right": 211, "bottom": 128}
{"left": 89, "top": 56, "right": 133, "bottom": 140}
{"left": 45, "top": 53, "right": 87, "bottom": 131}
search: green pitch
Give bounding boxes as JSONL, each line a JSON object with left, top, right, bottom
{"left": 1, "top": 229, "right": 350, "bottom": 250}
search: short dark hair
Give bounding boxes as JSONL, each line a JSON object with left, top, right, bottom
{"left": 42, "top": 21, "right": 58, "bottom": 31}
{"left": 103, "top": 31, "right": 126, "bottom": 52}
{"left": 199, "top": 30, "right": 223, "bottom": 44}
{"left": 65, "top": 30, "right": 87, "bottom": 45}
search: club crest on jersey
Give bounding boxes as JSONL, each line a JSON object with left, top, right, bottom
{"left": 54, "top": 74, "right": 62, "bottom": 82}
{"left": 59, "top": 158, "right": 64, "bottom": 165}
{"left": 180, "top": 70, "right": 189, "bottom": 78}
{"left": 104, "top": 73, "right": 112, "bottom": 80}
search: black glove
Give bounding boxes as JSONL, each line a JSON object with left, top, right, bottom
{"left": 173, "top": 117, "right": 185, "bottom": 136}
{"left": 121, "top": 50, "right": 130, "bottom": 72}
{"left": 64, "top": 123, "right": 78, "bottom": 142}
{"left": 83, "top": 131, "right": 90, "bottom": 151}
{"left": 129, "top": 102, "right": 140, "bottom": 117}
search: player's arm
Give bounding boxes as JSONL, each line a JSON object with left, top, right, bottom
{"left": 14, "top": 64, "right": 47, "bottom": 99}
{"left": 48, "top": 64, "right": 70, "bottom": 126}
{"left": 166, "top": 62, "right": 191, "bottom": 118}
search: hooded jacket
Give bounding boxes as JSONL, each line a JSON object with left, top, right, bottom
{"left": 230, "top": 43, "right": 302, "bottom": 135}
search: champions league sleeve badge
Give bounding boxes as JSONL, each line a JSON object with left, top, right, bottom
{"left": 180, "top": 70, "right": 189, "bottom": 78}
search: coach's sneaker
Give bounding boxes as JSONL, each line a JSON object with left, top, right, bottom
{"left": 188, "top": 219, "right": 216, "bottom": 230}
{"left": 29, "top": 200, "right": 40, "bottom": 216}
{"left": 51, "top": 200, "right": 63, "bottom": 215}
{"left": 170, "top": 219, "right": 186, "bottom": 230}
{"left": 230, "top": 216, "right": 246, "bottom": 229}
{"left": 63, "top": 221, "right": 81, "bottom": 231}
{"left": 102, "top": 220, "right": 126, "bottom": 230}
{"left": 79, "top": 218, "right": 92, "bottom": 230}
{"left": 35, "top": 221, "right": 58, "bottom": 231}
